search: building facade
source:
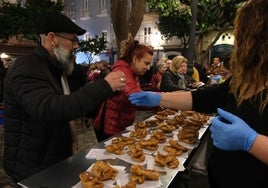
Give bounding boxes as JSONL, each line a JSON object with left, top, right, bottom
{"left": 0, "top": 0, "right": 234, "bottom": 64}
{"left": 63, "top": 0, "right": 114, "bottom": 63}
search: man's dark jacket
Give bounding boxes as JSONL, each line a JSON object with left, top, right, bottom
{"left": 3, "top": 46, "right": 114, "bottom": 182}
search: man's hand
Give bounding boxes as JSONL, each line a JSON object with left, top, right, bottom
{"left": 104, "top": 71, "right": 126, "bottom": 92}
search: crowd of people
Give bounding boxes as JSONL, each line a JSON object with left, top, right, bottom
{"left": 2, "top": 0, "right": 267, "bottom": 187}
{"left": 86, "top": 60, "right": 112, "bottom": 82}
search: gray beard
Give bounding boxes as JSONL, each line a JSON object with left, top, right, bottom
{"left": 54, "top": 45, "right": 75, "bottom": 75}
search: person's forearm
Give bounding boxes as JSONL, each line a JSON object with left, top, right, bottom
{"left": 249, "top": 134, "right": 268, "bottom": 165}
{"left": 159, "top": 92, "right": 192, "bottom": 110}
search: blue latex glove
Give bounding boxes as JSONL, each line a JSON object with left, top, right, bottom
{"left": 212, "top": 74, "right": 221, "bottom": 81}
{"left": 210, "top": 108, "right": 257, "bottom": 151}
{"left": 129, "top": 91, "right": 161, "bottom": 107}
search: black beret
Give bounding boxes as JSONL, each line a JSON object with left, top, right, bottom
{"left": 38, "top": 12, "right": 86, "bottom": 36}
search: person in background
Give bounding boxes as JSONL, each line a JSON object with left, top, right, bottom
{"left": 0, "top": 58, "right": 8, "bottom": 103}
{"left": 3, "top": 12, "right": 126, "bottom": 183}
{"left": 81, "top": 62, "right": 90, "bottom": 78}
{"left": 96, "top": 60, "right": 111, "bottom": 79}
{"left": 206, "top": 56, "right": 221, "bottom": 76}
{"left": 191, "top": 66, "right": 200, "bottom": 82}
{"left": 150, "top": 57, "right": 167, "bottom": 91}
{"left": 129, "top": 0, "right": 268, "bottom": 187}
{"left": 194, "top": 61, "right": 208, "bottom": 84}
{"left": 160, "top": 55, "right": 201, "bottom": 92}
{"left": 219, "top": 53, "right": 232, "bottom": 83}
{"left": 206, "top": 56, "right": 222, "bottom": 84}
{"left": 93, "top": 33, "right": 153, "bottom": 142}
{"left": 165, "top": 58, "right": 172, "bottom": 70}
{"left": 86, "top": 62, "right": 100, "bottom": 82}
{"left": 138, "top": 65, "right": 154, "bottom": 91}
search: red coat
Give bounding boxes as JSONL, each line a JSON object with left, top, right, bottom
{"left": 150, "top": 72, "right": 162, "bottom": 91}
{"left": 93, "top": 60, "right": 142, "bottom": 135}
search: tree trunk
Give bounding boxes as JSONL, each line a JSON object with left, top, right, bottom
{"left": 110, "top": 0, "right": 146, "bottom": 55}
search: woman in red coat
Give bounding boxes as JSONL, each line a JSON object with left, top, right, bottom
{"left": 93, "top": 34, "right": 154, "bottom": 142}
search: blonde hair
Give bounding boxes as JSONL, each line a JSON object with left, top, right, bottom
{"left": 156, "top": 56, "right": 167, "bottom": 69}
{"left": 170, "top": 55, "right": 188, "bottom": 73}
{"left": 229, "top": 0, "right": 268, "bottom": 112}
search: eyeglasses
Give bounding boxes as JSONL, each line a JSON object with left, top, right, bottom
{"left": 55, "top": 33, "right": 79, "bottom": 45}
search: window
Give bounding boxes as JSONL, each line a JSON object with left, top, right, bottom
{"left": 102, "top": 31, "right": 107, "bottom": 42}
{"left": 68, "top": 2, "right": 75, "bottom": 19}
{"left": 84, "top": 33, "right": 90, "bottom": 41}
{"left": 144, "top": 27, "right": 151, "bottom": 43}
{"left": 145, "top": 2, "right": 150, "bottom": 12}
{"left": 144, "top": 28, "right": 147, "bottom": 43}
{"left": 99, "top": 0, "right": 107, "bottom": 15}
{"left": 82, "top": 0, "right": 89, "bottom": 17}
{"left": 127, "top": 0, "right": 131, "bottom": 16}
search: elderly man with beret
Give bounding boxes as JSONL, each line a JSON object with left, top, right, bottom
{"left": 3, "top": 12, "right": 126, "bottom": 182}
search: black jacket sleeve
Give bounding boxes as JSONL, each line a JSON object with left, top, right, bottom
{"left": 4, "top": 53, "right": 114, "bottom": 123}
{"left": 191, "top": 78, "right": 231, "bottom": 114}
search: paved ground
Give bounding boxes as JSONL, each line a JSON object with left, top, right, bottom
{"left": 0, "top": 110, "right": 210, "bottom": 188}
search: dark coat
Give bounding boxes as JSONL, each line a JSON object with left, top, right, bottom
{"left": 3, "top": 45, "right": 114, "bottom": 182}
{"left": 160, "top": 69, "right": 194, "bottom": 92}
{"left": 0, "top": 60, "right": 7, "bottom": 102}
{"left": 67, "top": 62, "right": 87, "bottom": 92}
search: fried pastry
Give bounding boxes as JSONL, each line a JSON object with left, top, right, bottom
{"left": 130, "top": 128, "right": 147, "bottom": 139}
{"left": 112, "top": 136, "right": 136, "bottom": 145}
{"left": 91, "top": 161, "right": 118, "bottom": 181}
{"left": 105, "top": 142, "right": 125, "bottom": 155}
{"left": 134, "top": 122, "right": 146, "bottom": 129}
{"left": 157, "top": 122, "right": 176, "bottom": 133}
{"left": 144, "top": 119, "right": 158, "bottom": 128}
{"left": 151, "top": 130, "right": 166, "bottom": 143}
{"left": 79, "top": 171, "right": 104, "bottom": 188}
{"left": 178, "top": 129, "right": 199, "bottom": 139}
{"left": 128, "top": 144, "right": 145, "bottom": 162}
{"left": 168, "top": 139, "right": 188, "bottom": 152}
{"left": 130, "top": 165, "right": 159, "bottom": 184}
{"left": 154, "top": 152, "right": 179, "bottom": 169}
{"left": 163, "top": 145, "right": 183, "bottom": 156}
{"left": 138, "top": 137, "right": 159, "bottom": 151}
{"left": 178, "top": 127, "right": 199, "bottom": 144}
{"left": 120, "top": 181, "right": 137, "bottom": 188}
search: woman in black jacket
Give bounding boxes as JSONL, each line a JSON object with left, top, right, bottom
{"left": 160, "top": 55, "right": 198, "bottom": 92}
